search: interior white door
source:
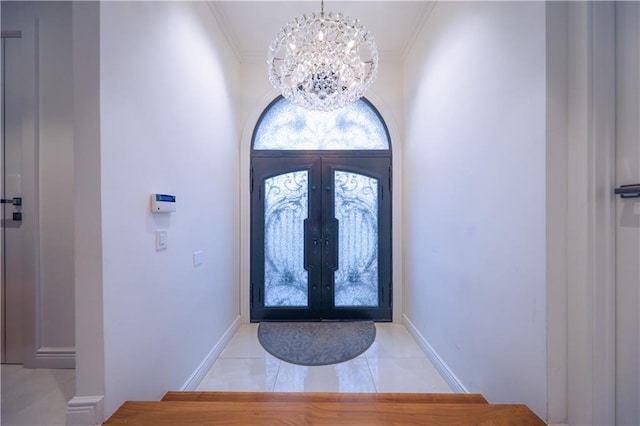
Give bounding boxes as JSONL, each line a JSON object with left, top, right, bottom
{"left": 1, "top": 34, "right": 24, "bottom": 364}
{"left": 615, "top": 3, "right": 640, "bottom": 424}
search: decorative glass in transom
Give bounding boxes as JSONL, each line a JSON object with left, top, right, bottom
{"left": 253, "top": 97, "right": 389, "bottom": 150}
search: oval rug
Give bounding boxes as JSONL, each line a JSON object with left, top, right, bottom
{"left": 257, "top": 321, "right": 376, "bottom": 366}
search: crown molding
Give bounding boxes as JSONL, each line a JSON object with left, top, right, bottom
{"left": 206, "top": 1, "right": 243, "bottom": 63}
{"left": 401, "top": 1, "right": 437, "bottom": 62}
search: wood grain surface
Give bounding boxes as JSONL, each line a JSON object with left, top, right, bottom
{"left": 106, "top": 393, "right": 546, "bottom": 425}
{"left": 162, "top": 391, "right": 489, "bottom": 404}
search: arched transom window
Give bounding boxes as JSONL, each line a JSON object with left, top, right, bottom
{"left": 253, "top": 97, "right": 390, "bottom": 151}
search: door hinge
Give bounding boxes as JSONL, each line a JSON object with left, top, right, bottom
{"left": 250, "top": 168, "right": 254, "bottom": 194}
{"left": 388, "top": 166, "right": 392, "bottom": 192}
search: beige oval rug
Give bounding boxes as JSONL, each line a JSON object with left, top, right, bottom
{"left": 258, "top": 321, "right": 376, "bottom": 366}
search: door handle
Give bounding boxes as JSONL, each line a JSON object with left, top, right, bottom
{"left": 1, "top": 197, "right": 22, "bottom": 206}
{"left": 304, "top": 219, "right": 321, "bottom": 270}
{"left": 324, "top": 219, "right": 339, "bottom": 271}
{"left": 614, "top": 184, "right": 640, "bottom": 198}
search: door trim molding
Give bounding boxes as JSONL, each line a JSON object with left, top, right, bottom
{"left": 565, "top": 2, "right": 616, "bottom": 424}
{"left": 545, "top": 2, "right": 569, "bottom": 422}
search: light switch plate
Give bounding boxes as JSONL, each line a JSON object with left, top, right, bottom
{"left": 193, "top": 250, "right": 204, "bottom": 266}
{"left": 156, "top": 230, "right": 168, "bottom": 250}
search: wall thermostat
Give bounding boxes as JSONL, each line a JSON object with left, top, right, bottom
{"left": 151, "top": 194, "right": 176, "bottom": 213}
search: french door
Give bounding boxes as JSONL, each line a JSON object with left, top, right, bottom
{"left": 250, "top": 153, "right": 391, "bottom": 321}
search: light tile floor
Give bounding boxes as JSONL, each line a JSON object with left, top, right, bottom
{"left": 196, "top": 323, "right": 452, "bottom": 394}
{"left": 1, "top": 365, "right": 74, "bottom": 426}
{"left": 0, "top": 324, "right": 450, "bottom": 425}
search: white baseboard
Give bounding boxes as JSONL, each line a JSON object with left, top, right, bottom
{"left": 36, "top": 347, "right": 76, "bottom": 369}
{"left": 180, "top": 315, "right": 241, "bottom": 391}
{"left": 402, "top": 314, "right": 469, "bottom": 394}
{"left": 66, "top": 395, "right": 104, "bottom": 426}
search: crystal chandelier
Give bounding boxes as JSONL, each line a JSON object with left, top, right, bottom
{"left": 267, "top": 0, "right": 378, "bottom": 112}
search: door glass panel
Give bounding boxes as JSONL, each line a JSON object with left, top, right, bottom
{"left": 264, "top": 171, "right": 309, "bottom": 307}
{"left": 334, "top": 171, "right": 379, "bottom": 307}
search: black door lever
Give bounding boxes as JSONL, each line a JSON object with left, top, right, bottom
{"left": 1, "top": 197, "right": 22, "bottom": 206}
{"left": 614, "top": 184, "right": 640, "bottom": 198}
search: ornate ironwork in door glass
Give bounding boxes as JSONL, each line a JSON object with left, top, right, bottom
{"left": 253, "top": 98, "right": 389, "bottom": 150}
{"left": 264, "top": 171, "right": 309, "bottom": 307}
{"left": 334, "top": 171, "right": 379, "bottom": 307}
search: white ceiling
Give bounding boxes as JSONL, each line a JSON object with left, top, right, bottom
{"left": 209, "top": 1, "right": 434, "bottom": 60}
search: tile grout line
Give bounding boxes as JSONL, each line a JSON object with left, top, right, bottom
{"left": 254, "top": 325, "right": 282, "bottom": 392}
{"left": 364, "top": 328, "right": 380, "bottom": 393}
{"left": 363, "top": 355, "right": 379, "bottom": 393}
{"left": 270, "top": 360, "right": 282, "bottom": 392}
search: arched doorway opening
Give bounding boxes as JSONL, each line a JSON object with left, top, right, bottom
{"left": 250, "top": 97, "right": 392, "bottom": 321}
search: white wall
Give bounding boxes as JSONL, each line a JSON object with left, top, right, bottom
{"left": 98, "top": 1, "right": 240, "bottom": 418}
{"left": 2, "top": 1, "right": 75, "bottom": 365}
{"left": 403, "top": 1, "right": 547, "bottom": 418}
